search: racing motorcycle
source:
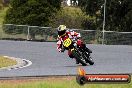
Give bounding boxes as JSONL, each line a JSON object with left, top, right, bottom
{"left": 62, "top": 35, "right": 94, "bottom": 66}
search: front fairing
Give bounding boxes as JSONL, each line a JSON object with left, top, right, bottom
{"left": 62, "top": 35, "right": 75, "bottom": 50}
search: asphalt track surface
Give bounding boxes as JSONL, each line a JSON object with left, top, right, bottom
{"left": 0, "top": 40, "right": 132, "bottom": 77}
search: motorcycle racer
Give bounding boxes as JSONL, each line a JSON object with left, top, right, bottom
{"left": 57, "top": 25, "right": 92, "bottom": 64}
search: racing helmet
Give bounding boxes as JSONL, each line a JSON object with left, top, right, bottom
{"left": 57, "top": 25, "right": 67, "bottom": 36}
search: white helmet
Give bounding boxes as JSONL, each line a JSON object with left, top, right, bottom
{"left": 57, "top": 25, "right": 67, "bottom": 36}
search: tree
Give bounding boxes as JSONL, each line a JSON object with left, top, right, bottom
{"left": 78, "top": 0, "right": 102, "bottom": 16}
{"left": 104, "top": 0, "right": 132, "bottom": 31}
{"left": 78, "top": 0, "right": 132, "bottom": 32}
{"left": 50, "top": 7, "right": 87, "bottom": 29}
{"left": 3, "top": 0, "right": 61, "bottom": 40}
{"left": 3, "top": 0, "right": 61, "bottom": 39}
{"left": 4, "top": 0, "right": 61, "bottom": 26}
{"left": 78, "top": 0, "right": 102, "bottom": 30}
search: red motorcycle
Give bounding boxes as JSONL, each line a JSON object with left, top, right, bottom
{"left": 62, "top": 35, "right": 94, "bottom": 66}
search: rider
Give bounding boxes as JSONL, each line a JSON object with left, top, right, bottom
{"left": 56, "top": 25, "right": 92, "bottom": 64}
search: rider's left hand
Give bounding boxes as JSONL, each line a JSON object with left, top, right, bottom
{"left": 61, "top": 48, "right": 65, "bottom": 52}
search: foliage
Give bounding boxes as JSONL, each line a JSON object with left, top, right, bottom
{"left": 78, "top": 0, "right": 132, "bottom": 32}
{"left": 3, "top": 0, "right": 61, "bottom": 35}
{"left": 78, "top": 0, "right": 102, "bottom": 16}
{"left": 3, "top": 0, "right": 61, "bottom": 26}
{"left": 50, "top": 6, "right": 96, "bottom": 30}
{"left": 104, "top": 0, "right": 132, "bottom": 32}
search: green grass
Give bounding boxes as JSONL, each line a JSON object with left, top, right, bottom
{"left": 0, "top": 56, "right": 17, "bottom": 68}
{"left": 0, "top": 77, "right": 131, "bottom": 88}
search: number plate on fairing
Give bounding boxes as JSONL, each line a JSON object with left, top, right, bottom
{"left": 63, "top": 38, "right": 72, "bottom": 47}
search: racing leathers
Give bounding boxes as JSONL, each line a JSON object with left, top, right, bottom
{"left": 56, "top": 29, "right": 92, "bottom": 63}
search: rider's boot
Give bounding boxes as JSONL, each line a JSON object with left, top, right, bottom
{"left": 82, "top": 44, "right": 92, "bottom": 53}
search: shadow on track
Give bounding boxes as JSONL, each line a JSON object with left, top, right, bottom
{"left": 64, "top": 65, "right": 89, "bottom": 68}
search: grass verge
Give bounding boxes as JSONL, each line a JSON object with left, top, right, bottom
{"left": 0, "top": 76, "right": 131, "bottom": 88}
{"left": 0, "top": 56, "right": 17, "bottom": 68}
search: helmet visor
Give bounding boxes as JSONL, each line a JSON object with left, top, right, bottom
{"left": 58, "top": 30, "right": 66, "bottom": 36}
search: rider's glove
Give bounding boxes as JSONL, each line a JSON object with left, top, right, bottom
{"left": 60, "top": 48, "right": 65, "bottom": 52}
{"left": 59, "top": 48, "right": 65, "bottom": 52}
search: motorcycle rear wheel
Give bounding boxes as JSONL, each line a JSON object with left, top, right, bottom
{"left": 72, "top": 50, "right": 87, "bottom": 66}
{"left": 87, "top": 57, "right": 94, "bottom": 65}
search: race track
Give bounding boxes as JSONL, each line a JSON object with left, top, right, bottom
{"left": 0, "top": 40, "right": 132, "bottom": 77}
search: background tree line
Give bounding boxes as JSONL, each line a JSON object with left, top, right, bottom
{"left": 3, "top": 0, "right": 132, "bottom": 35}
{"left": 78, "top": 0, "right": 132, "bottom": 32}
